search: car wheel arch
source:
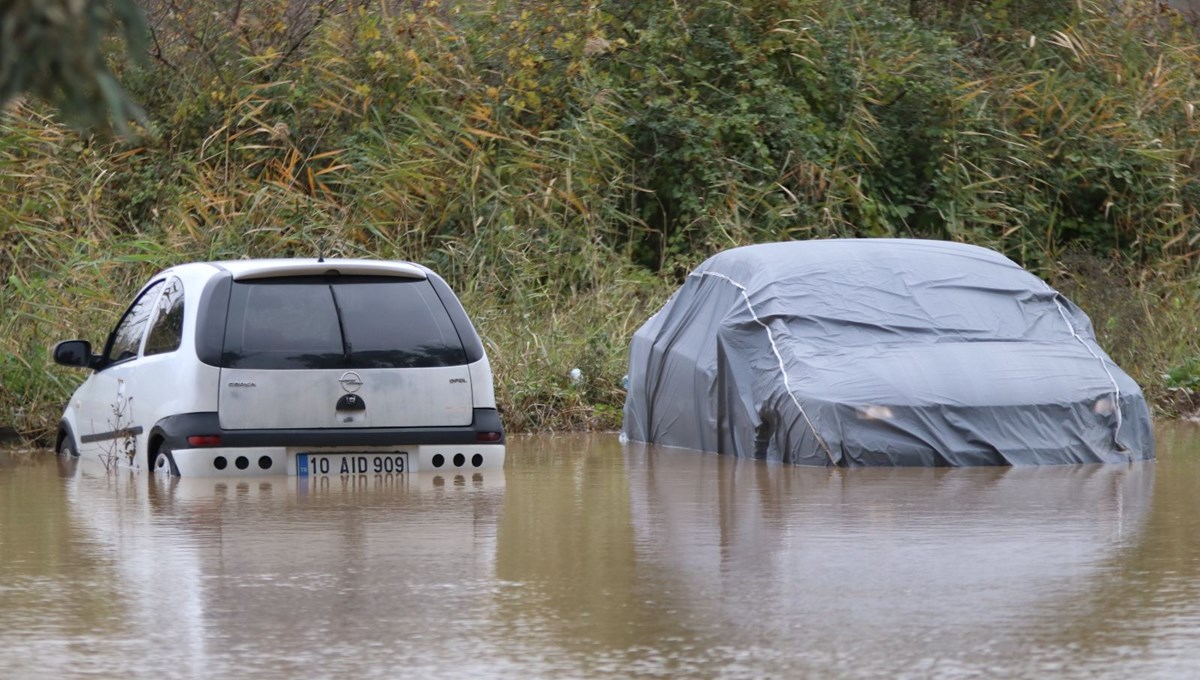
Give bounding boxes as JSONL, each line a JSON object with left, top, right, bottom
{"left": 147, "top": 425, "right": 181, "bottom": 476}
{"left": 57, "top": 421, "right": 78, "bottom": 456}
{"left": 147, "top": 431, "right": 165, "bottom": 469}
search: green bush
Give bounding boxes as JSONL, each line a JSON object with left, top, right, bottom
{"left": 6, "top": 0, "right": 1200, "bottom": 442}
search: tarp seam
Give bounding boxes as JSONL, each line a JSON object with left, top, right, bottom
{"left": 689, "top": 271, "right": 837, "bottom": 464}
{"left": 1051, "top": 297, "right": 1125, "bottom": 451}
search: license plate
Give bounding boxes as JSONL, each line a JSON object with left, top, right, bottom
{"left": 297, "top": 452, "right": 409, "bottom": 476}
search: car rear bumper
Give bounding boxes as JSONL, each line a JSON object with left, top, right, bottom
{"left": 151, "top": 408, "right": 506, "bottom": 477}
{"left": 164, "top": 443, "right": 505, "bottom": 477}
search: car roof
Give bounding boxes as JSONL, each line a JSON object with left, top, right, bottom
{"left": 703, "top": 238, "right": 1017, "bottom": 275}
{"left": 693, "top": 238, "right": 1028, "bottom": 290}
{"left": 166, "top": 258, "right": 429, "bottom": 281}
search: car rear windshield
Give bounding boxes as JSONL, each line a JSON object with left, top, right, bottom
{"left": 770, "top": 262, "right": 1077, "bottom": 347}
{"left": 220, "top": 276, "right": 468, "bottom": 369}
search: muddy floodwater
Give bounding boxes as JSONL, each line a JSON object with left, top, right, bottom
{"left": 2, "top": 426, "right": 1200, "bottom": 679}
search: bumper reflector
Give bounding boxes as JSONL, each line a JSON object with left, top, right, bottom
{"left": 187, "top": 435, "right": 222, "bottom": 447}
{"left": 476, "top": 432, "right": 502, "bottom": 442}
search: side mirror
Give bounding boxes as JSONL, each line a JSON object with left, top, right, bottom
{"left": 53, "top": 340, "right": 96, "bottom": 369}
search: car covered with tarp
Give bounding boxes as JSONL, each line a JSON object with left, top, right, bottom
{"left": 622, "top": 239, "right": 1154, "bottom": 466}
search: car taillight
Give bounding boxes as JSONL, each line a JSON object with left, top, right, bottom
{"left": 187, "top": 435, "right": 222, "bottom": 447}
{"left": 476, "top": 431, "right": 502, "bottom": 442}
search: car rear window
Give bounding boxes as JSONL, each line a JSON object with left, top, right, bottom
{"left": 772, "top": 263, "right": 1076, "bottom": 347}
{"left": 220, "top": 276, "right": 467, "bottom": 369}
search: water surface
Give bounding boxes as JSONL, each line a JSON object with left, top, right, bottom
{"left": 2, "top": 425, "right": 1199, "bottom": 678}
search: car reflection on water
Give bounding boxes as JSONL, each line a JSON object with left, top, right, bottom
{"left": 621, "top": 443, "right": 1154, "bottom": 641}
{"left": 27, "top": 436, "right": 1164, "bottom": 678}
{"left": 51, "top": 455, "right": 506, "bottom": 678}
{"left": 494, "top": 436, "right": 1157, "bottom": 676}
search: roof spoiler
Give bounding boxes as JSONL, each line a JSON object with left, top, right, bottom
{"left": 232, "top": 261, "right": 427, "bottom": 281}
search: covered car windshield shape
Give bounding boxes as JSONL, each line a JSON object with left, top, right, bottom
{"left": 622, "top": 239, "right": 1155, "bottom": 467}
{"left": 221, "top": 276, "right": 467, "bottom": 370}
{"left": 769, "top": 259, "right": 1076, "bottom": 347}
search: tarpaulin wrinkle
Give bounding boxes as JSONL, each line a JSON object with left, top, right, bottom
{"left": 1051, "top": 295, "right": 1125, "bottom": 450}
{"left": 687, "top": 270, "right": 836, "bottom": 464}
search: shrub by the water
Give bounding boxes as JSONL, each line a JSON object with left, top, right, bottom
{"left": 5, "top": 0, "right": 1200, "bottom": 442}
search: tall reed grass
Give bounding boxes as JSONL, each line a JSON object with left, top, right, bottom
{"left": 4, "top": 0, "right": 1200, "bottom": 442}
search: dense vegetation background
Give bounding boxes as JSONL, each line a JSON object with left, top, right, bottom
{"left": 4, "top": 0, "right": 1200, "bottom": 443}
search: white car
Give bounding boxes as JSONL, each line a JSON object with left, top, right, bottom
{"left": 52, "top": 258, "right": 505, "bottom": 476}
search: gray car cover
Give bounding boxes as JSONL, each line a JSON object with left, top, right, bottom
{"left": 622, "top": 239, "right": 1155, "bottom": 466}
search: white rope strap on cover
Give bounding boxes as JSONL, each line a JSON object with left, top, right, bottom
{"left": 1051, "top": 296, "right": 1126, "bottom": 450}
{"left": 691, "top": 271, "right": 837, "bottom": 464}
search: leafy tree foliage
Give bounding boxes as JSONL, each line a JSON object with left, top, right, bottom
{"left": 0, "top": 0, "right": 147, "bottom": 133}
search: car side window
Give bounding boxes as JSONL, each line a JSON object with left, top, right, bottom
{"left": 104, "top": 280, "right": 166, "bottom": 365}
{"left": 144, "top": 278, "right": 185, "bottom": 356}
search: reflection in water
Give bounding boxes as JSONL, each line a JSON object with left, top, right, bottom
{"left": 1019, "top": 424, "right": 1200, "bottom": 678}
{"left": 620, "top": 445, "right": 1156, "bottom": 677}
{"left": 0, "top": 453, "right": 127, "bottom": 674}
{"left": 2, "top": 427, "right": 1200, "bottom": 678}
{"left": 492, "top": 435, "right": 647, "bottom": 673}
{"left": 0, "top": 456, "right": 507, "bottom": 679}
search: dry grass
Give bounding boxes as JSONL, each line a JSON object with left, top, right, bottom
{"left": 6, "top": 0, "right": 1200, "bottom": 441}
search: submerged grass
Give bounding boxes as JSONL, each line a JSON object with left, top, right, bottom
{"left": 5, "top": 0, "right": 1200, "bottom": 442}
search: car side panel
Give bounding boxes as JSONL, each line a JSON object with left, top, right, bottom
{"left": 66, "top": 268, "right": 221, "bottom": 470}
{"left": 132, "top": 354, "right": 220, "bottom": 466}
{"left": 74, "top": 358, "right": 219, "bottom": 470}
{"left": 72, "top": 366, "right": 132, "bottom": 463}
{"left": 468, "top": 355, "right": 497, "bottom": 408}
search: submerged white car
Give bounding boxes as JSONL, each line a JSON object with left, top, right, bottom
{"left": 53, "top": 259, "right": 505, "bottom": 476}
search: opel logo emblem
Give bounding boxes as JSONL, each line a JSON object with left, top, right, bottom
{"left": 339, "top": 371, "right": 363, "bottom": 393}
